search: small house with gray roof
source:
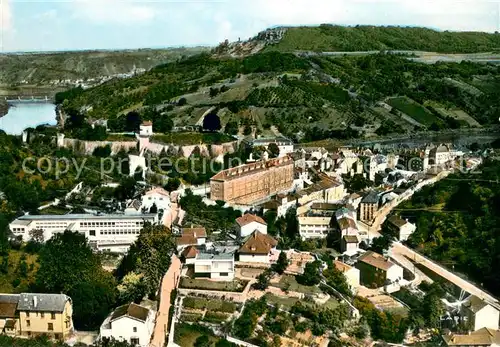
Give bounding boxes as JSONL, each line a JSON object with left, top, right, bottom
{"left": 100, "top": 302, "right": 155, "bottom": 347}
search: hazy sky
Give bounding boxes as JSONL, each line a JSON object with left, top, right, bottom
{"left": 0, "top": 0, "right": 499, "bottom": 52}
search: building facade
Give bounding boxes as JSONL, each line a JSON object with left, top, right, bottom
{"left": 194, "top": 253, "right": 235, "bottom": 280}
{"left": 356, "top": 251, "right": 403, "bottom": 288}
{"left": 9, "top": 213, "right": 158, "bottom": 253}
{"left": 2, "top": 293, "right": 74, "bottom": 340}
{"left": 359, "top": 191, "right": 379, "bottom": 224}
{"left": 298, "top": 216, "right": 334, "bottom": 240}
{"left": 100, "top": 303, "right": 155, "bottom": 347}
{"left": 238, "top": 231, "right": 277, "bottom": 263}
{"left": 210, "top": 156, "right": 294, "bottom": 205}
{"left": 462, "top": 296, "right": 500, "bottom": 332}
{"left": 386, "top": 216, "right": 417, "bottom": 241}
{"left": 236, "top": 214, "right": 268, "bottom": 238}
{"left": 334, "top": 260, "right": 360, "bottom": 291}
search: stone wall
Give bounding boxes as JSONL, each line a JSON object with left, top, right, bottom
{"left": 61, "top": 136, "right": 239, "bottom": 159}
{"left": 62, "top": 138, "right": 137, "bottom": 155}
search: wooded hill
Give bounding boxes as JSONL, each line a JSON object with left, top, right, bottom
{"left": 263, "top": 25, "right": 500, "bottom": 53}
{"left": 58, "top": 47, "right": 500, "bottom": 142}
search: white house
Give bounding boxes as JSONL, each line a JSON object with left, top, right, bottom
{"left": 139, "top": 121, "right": 153, "bottom": 137}
{"left": 238, "top": 230, "right": 277, "bottom": 263}
{"left": 462, "top": 295, "right": 500, "bottom": 332}
{"left": 387, "top": 216, "right": 417, "bottom": 241}
{"left": 99, "top": 303, "right": 155, "bottom": 347}
{"left": 298, "top": 216, "right": 334, "bottom": 240}
{"left": 249, "top": 137, "right": 294, "bottom": 157}
{"left": 334, "top": 260, "right": 360, "bottom": 291}
{"left": 9, "top": 213, "right": 158, "bottom": 253}
{"left": 141, "top": 187, "right": 171, "bottom": 212}
{"left": 193, "top": 252, "right": 235, "bottom": 280}
{"left": 236, "top": 214, "right": 267, "bottom": 238}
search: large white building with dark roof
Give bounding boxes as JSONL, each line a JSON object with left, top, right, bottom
{"left": 9, "top": 213, "right": 158, "bottom": 253}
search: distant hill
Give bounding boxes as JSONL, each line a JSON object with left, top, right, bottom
{"left": 58, "top": 48, "right": 500, "bottom": 143}
{"left": 261, "top": 25, "right": 500, "bottom": 53}
{"left": 0, "top": 47, "right": 208, "bottom": 89}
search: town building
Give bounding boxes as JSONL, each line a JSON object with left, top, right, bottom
{"left": 0, "top": 293, "right": 73, "bottom": 340}
{"left": 99, "top": 303, "right": 155, "bottom": 347}
{"left": 443, "top": 327, "right": 500, "bottom": 346}
{"left": 238, "top": 230, "right": 277, "bottom": 263}
{"left": 334, "top": 260, "right": 360, "bottom": 291}
{"left": 210, "top": 156, "right": 294, "bottom": 205}
{"left": 139, "top": 121, "right": 153, "bottom": 137}
{"left": 298, "top": 215, "right": 334, "bottom": 240}
{"left": 181, "top": 246, "right": 199, "bottom": 265}
{"left": 356, "top": 251, "right": 403, "bottom": 288}
{"left": 359, "top": 191, "right": 380, "bottom": 224}
{"left": 175, "top": 227, "right": 207, "bottom": 251}
{"left": 341, "top": 235, "right": 360, "bottom": 255}
{"left": 236, "top": 214, "right": 267, "bottom": 238}
{"left": 260, "top": 193, "right": 298, "bottom": 218}
{"left": 296, "top": 175, "right": 346, "bottom": 206}
{"left": 9, "top": 213, "right": 158, "bottom": 253}
{"left": 141, "top": 187, "right": 171, "bottom": 212}
{"left": 386, "top": 216, "right": 417, "bottom": 241}
{"left": 193, "top": 252, "right": 235, "bottom": 280}
{"left": 462, "top": 295, "right": 500, "bottom": 331}
{"left": 245, "top": 136, "right": 294, "bottom": 157}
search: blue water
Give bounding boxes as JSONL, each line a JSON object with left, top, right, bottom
{"left": 0, "top": 102, "right": 57, "bottom": 135}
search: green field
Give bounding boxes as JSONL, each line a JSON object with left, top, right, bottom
{"left": 179, "top": 277, "right": 248, "bottom": 292}
{"left": 387, "top": 97, "right": 441, "bottom": 127}
{"left": 151, "top": 132, "right": 235, "bottom": 146}
{"left": 183, "top": 296, "right": 238, "bottom": 313}
{"left": 273, "top": 275, "right": 323, "bottom": 295}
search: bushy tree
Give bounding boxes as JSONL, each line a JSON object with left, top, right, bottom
{"left": 297, "top": 261, "right": 321, "bottom": 286}
{"left": 268, "top": 143, "right": 280, "bottom": 158}
{"left": 274, "top": 251, "right": 288, "bottom": 275}
{"left": 34, "top": 231, "right": 116, "bottom": 330}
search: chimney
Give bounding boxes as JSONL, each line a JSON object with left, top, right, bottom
{"left": 33, "top": 296, "right": 37, "bottom": 308}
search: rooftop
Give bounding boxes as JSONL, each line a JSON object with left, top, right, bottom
{"left": 0, "top": 294, "right": 20, "bottom": 318}
{"left": 361, "top": 191, "right": 379, "bottom": 204}
{"left": 181, "top": 245, "right": 199, "bottom": 259}
{"left": 17, "top": 293, "right": 70, "bottom": 313}
{"left": 463, "top": 295, "right": 490, "bottom": 313}
{"left": 144, "top": 187, "right": 170, "bottom": 198}
{"left": 211, "top": 156, "right": 293, "bottom": 182}
{"left": 334, "top": 260, "right": 353, "bottom": 273}
{"left": 239, "top": 230, "right": 277, "bottom": 255}
{"left": 197, "top": 252, "right": 234, "bottom": 261}
{"left": 110, "top": 303, "right": 150, "bottom": 323}
{"left": 236, "top": 213, "right": 267, "bottom": 227}
{"left": 443, "top": 327, "right": 500, "bottom": 346}
{"left": 13, "top": 213, "right": 157, "bottom": 221}
{"left": 343, "top": 235, "right": 359, "bottom": 243}
{"left": 388, "top": 215, "right": 408, "bottom": 228}
{"left": 358, "top": 251, "right": 395, "bottom": 271}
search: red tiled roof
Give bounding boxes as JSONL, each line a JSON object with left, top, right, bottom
{"left": 236, "top": 214, "right": 267, "bottom": 227}
{"left": 181, "top": 246, "right": 199, "bottom": 259}
{"left": 358, "top": 251, "right": 394, "bottom": 271}
{"left": 239, "top": 231, "right": 277, "bottom": 255}
{"left": 141, "top": 121, "right": 153, "bottom": 126}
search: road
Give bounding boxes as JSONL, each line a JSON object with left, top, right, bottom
{"left": 368, "top": 169, "right": 500, "bottom": 308}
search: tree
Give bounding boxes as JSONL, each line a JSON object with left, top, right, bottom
{"left": 268, "top": 143, "right": 280, "bottom": 158}
{"left": 125, "top": 111, "right": 141, "bottom": 132}
{"left": 209, "top": 87, "right": 219, "bottom": 98}
{"left": 274, "top": 251, "right": 288, "bottom": 275}
{"left": 254, "top": 269, "right": 271, "bottom": 290}
{"left": 155, "top": 115, "right": 174, "bottom": 133}
{"left": 194, "top": 335, "right": 211, "bottom": 347}
{"left": 114, "top": 176, "right": 136, "bottom": 201}
{"left": 177, "top": 97, "right": 187, "bottom": 106}
{"left": 224, "top": 120, "right": 239, "bottom": 135}
{"left": 297, "top": 261, "right": 321, "bottom": 286}
{"left": 34, "top": 231, "right": 116, "bottom": 330}
{"left": 203, "top": 111, "right": 221, "bottom": 131}
{"left": 369, "top": 235, "right": 393, "bottom": 255}
{"left": 122, "top": 224, "right": 175, "bottom": 297}
{"left": 117, "top": 272, "right": 146, "bottom": 304}
{"left": 243, "top": 125, "right": 252, "bottom": 135}
{"left": 164, "top": 178, "right": 181, "bottom": 192}
{"left": 323, "top": 266, "right": 352, "bottom": 296}
{"left": 28, "top": 229, "right": 44, "bottom": 243}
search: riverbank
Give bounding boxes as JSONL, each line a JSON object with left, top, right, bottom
{"left": 0, "top": 100, "right": 8, "bottom": 118}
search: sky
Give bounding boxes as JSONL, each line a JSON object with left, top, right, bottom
{"left": 0, "top": 0, "right": 499, "bottom": 52}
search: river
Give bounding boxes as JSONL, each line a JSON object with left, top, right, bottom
{"left": 0, "top": 101, "right": 57, "bottom": 135}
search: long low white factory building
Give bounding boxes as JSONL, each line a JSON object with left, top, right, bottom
{"left": 9, "top": 213, "right": 158, "bottom": 253}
